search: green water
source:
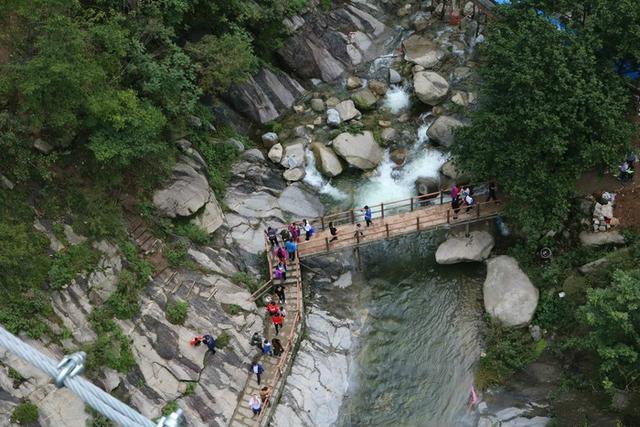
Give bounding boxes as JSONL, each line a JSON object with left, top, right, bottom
{"left": 337, "top": 236, "right": 483, "bottom": 427}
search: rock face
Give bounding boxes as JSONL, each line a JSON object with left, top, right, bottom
{"left": 427, "top": 116, "right": 464, "bottom": 147}
{"left": 278, "top": 183, "right": 325, "bottom": 219}
{"left": 225, "top": 68, "right": 306, "bottom": 124}
{"left": 435, "top": 231, "right": 495, "bottom": 264}
{"left": 579, "top": 231, "right": 625, "bottom": 246}
{"left": 332, "top": 131, "right": 383, "bottom": 170}
{"left": 191, "top": 191, "right": 225, "bottom": 234}
{"left": 350, "top": 88, "right": 378, "bottom": 110}
{"left": 311, "top": 143, "right": 344, "bottom": 177}
{"left": 335, "top": 100, "right": 361, "bottom": 122}
{"left": 484, "top": 256, "right": 539, "bottom": 328}
{"left": 413, "top": 71, "right": 449, "bottom": 105}
{"left": 153, "top": 159, "right": 210, "bottom": 218}
{"left": 403, "top": 34, "right": 445, "bottom": 68}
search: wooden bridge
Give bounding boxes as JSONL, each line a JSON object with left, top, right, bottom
{"left": 297, "top": 187, "right": 503, "bottom": 259}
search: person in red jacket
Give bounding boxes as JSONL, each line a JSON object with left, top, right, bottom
{"left": 271, "top": 312, "right": 284, "bottom": 335}
{"left": 266, "top": 301, "right": 279, "bottom": 316}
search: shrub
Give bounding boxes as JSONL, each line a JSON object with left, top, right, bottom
{"left": 48, "top": 242, "right": 100, "bottom": 289}
{"left": 161, "top": 401, "right": 179, "bottom": 416}
{"left": 173, "top": 222, "right": 209, "bottom": 245}
{"left": 11, "top": 402, "right": 38, "bottom": 424}
{"left": 166, "top": 241, "right": 189, "bottom": 268}
{"left": 216, "top": 331, "right": 230, "bottom": 349}
{"left": 166, "top": 301, "right": 189, "bottom": 325}
{"left": 184, "top": 382, "right": 196, "bottom": 396}
{"left": 85, "top": 310, "right": 136, "bottom": 375}
{"left": 231, "top": 271, "right": 258, "bottom": 293}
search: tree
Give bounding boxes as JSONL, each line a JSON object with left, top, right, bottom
{"left": 578, "top": 269, "right": 640, "bottom": 392}
{"left": 452, "top": 5, "right": 633, "bottom": 235}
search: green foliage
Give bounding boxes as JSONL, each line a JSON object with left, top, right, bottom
{"left": 8, "top": 367, "right": 26, "bottom": 388}
{"left": 48, "top": 243, "right": 100, "bottom": 289}
{"left": 231, "top": 271, "right": 258, "bottom": 293}
{"left": 453, "top": 5, "right": 633, "bottom": 235}
{"left": 11, "top": 401, "right": 38, "bottom": 424}
{"left": 104, "top": 244, "right": 153, "bottom": 320}
{"left": 86, "top": 406, "right": 113, "bottom": 427}
{"left": 85, "top": 309, "right": 136, "bottom": 375}
{"left": 216, "top": 331, "right": 230, "bottom": 349}
{"left": 161, "top": 401, "right": 179, "bottom": 416}
{"left": 320, "top": 0, "right": 333, "bottom": 11}
{"left": 191, "top": 125, "right": 242, "bottom": 198}
{"left": 166, "top": 301, "right": 189, "bottom": 325}
{"left": 184, "top": 382, "right": 196, "bottom": 396}
{"left": 173, "top": 222, "right": 209, "bottom": 245}
{"left": 166, "top": 241, "right": 189, "bottom": 268}
{"left": 225, "top": 304, "right": 242, "bottom": 315}
{"left": 577, "top": 269, "right": 640, "bottom": 392}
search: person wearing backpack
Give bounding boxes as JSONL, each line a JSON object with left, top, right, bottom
{"left": 274, "top": 244, "right": 287, "bottom": 265}
{"left": 288, "top": 222, "right": 300, "bottom": 242}
{"left": 262, "top": 339, "right": 273, "bottom": 357}
{"left": 285, "top": 239, "right": 297, "bottom": 261}
{"left": 251, "top": 361, "right": 264, "bottom": 385}
{"left": 250, "top": 332, "right": 263, "bottom": 351}
{"left": 302, "top": 219, "right": 314, "bottom": 241}
{"left": 265, "top": 227, "right": 278, "bottom": 248}
{"left": 274, "top": 284, "right": 286, "bottom": 305}
{"left": 275, "top": 262, "right": 287, "bottom": 283}
{"left": 464, "top": 193, "right": 475, "bottom": 213}
{"left": 249, "top": 394, "right": 262, "bottom": 416}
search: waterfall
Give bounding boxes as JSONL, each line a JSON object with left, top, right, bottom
{"left": 383, "top": 84, "right": 411, "bottom": 114}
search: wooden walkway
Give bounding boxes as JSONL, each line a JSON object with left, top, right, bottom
{"left": 298, "top": 190, "right": 503, "bottom": 258}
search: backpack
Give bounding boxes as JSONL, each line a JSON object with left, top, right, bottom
{"left": 309, "top": 226, "right": 315, "bottom": 237}
{"left": 274, "top": 269, "right": 283, "bottom": 279}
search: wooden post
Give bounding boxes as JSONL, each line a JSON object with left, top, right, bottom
{"left": 351, "top": 209, "right": 355, "bottom": 224}
{"left": 385, "top": 224, "right": 390, "bottom": 238}
{"left": 325, "top": 237, "right": 329, "bottom": 252}
{"left": 381, "top": 203, "right": 385, "bottom": 219}
{"left": 440, "top": 190, "right": 444, "bottom": 205}
{"left": 477, "top": 203, "right": 481, "bottom": 218}
{"left": 416, "top": 216, "right": 420, "bottom": 230}
{"left": 321, "top": 217, "right": 325, "bottom": 231}
{"left": 447, "top": 209, "right": 450, "bottom": 224}
{"left": 356, "top": 230, "right": 360, "bottom": 245}
{"left": 410, "top": 197, "right": 414, "bottom": 212}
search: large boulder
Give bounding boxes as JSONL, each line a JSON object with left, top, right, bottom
{"left": 326, "top": 108, "right": 341, "bottom": 127}
{"left": 190, "top": 191, "right": 225, "bottom": 234}
{"left": 332, "top": 131, "right": 383, "bottom": 170}
{"left": 153, "top": 161, "right": 209, "bottom": 218}
{"left": 261, "top": 132, "right": 279, "bottom": 148}
{"left": 268, "top": 143, "right": 284, "bottom": 163}
{"left": 403, "top": 35, "right": 445, "bottom": 68}
{"left": 350, "top": 88, "right": 378, "bottom": 110}
{"left": 283, "top": 167, "right": 306, "bottom": 182}
{"left": 415, "top": 177, "right": 439, "bottom": 196}
{"left": 579, "top": 231, "right": 625, "bottom": 246}
{"left": 413, "top": 71, "right": 449, "bottom": 105}
{"left": 311, "top": 143, "right": 344, "bottom": 177}
{"left": 335, "top": 100, "right": 361, "bottom": 122}
{"left": 484, "top": 256, "right": 539, "bottom": 328}
{"left": 280, "top": 140, "right": 306, "bottom": 169}
{"left": 427, "top": 116, "right": 465, "bottom": 147}
{"left": 440, "top": 159, "right": 470, "bottom": 182}
{"left": 278, "top": 183, "right": 325, "bottom": 219}
{"left": 435, "top": 231, "right": 495, "bottom": 264}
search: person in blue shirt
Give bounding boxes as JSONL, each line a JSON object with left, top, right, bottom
{"left": 363, "top": 205, "right": 373, "bottom": 227}
{"left": 202, "top": 334, "right": 216, "bottom": 354}
{"left": 285, "top": 239, "right": 297, "bottom": 261}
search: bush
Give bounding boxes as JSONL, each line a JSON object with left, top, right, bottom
{"left": 161, "top": 401, "right": 179, "bottom": 416}
{"left": 231, "top": 271, "right": 258, "bottom": 293}
{"left": 216, "top": 331, "right": 230, "bottom": 349}
{"left": 166, "top": 301, "right": 189, "bottom": 325}
{"left": 11, "top": 402, "right": 38, "bottom": 424}
{"left": 48, "top": 242, "right": 100, "bottom": 289}
{"left": 166, "top": 241, "right": 189, "bottom": 268}
{"left": 173, "top": 222, "right": 209, "bottom": 245}
{"left": 85, "top": 310, "right": 136, "bottom": 375}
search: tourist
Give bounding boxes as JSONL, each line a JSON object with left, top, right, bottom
{"left": 451, "top": 196, "right": 460, "bottom": 220}
{"left": 289, "top": 222, "right": 300, "bottom": 243}
{"left": 271, "top": 311, "right": 284, "bottom": 335}
{"left": 275, "top": 261, "right": 287, "bottom": 283}
{"left": 251, "top": 361, "right": 264, "bottom": 385}
{"left": 202, "top": 334, "right": 216, "bottom": 354}
{"left": 303, "top": 219, "right": 314, "bottom": 240}
{"left": 451, "top": 183, "right": 460, "bottom": 201}
{"left": 250, "top": 332, "right": 263, "bottom": 351}
{"left": 262, "top": 339, "right": 273, "bottom": 356}
{"left": 465, "top": 193, "right": 475, "bottom": 213}
{"left": 280, "top": 227, "right": 291, "bottom": 243}
{"left": 274, "top": 284, "right": 286, "bottom": 305}
{"left": 272, "top": 338, "right": 284, "bottom": 357}
{"left": 329, "top": 221, "right": 338, "bottom": 242}
{"left": 266, "top": 300, "right": 279, "bottom": 316}
{"left": 462, "top": 186, "right": 471, "bottom": 198}
{"left": 249, "top": 394, "right": 262, "bottom": 416}
{"left": 626, "top": 152, "right": 637, "bottom": 170}
{"left": 265, "top": 226, "right": 278, "bottom": 248}
{"left": 260, "top": 386, "right": 272, "bottom": 405}
{"left": 486, "top": 181, "right": 497, "bottom": 202}
{"left": 278, "top": 305, "right": 287, "bottom": 318}
{"left": 353, "top": 223, "right": 364, "bottom": 240}
{"left": 363, "top": 205, "right": 373, "bottom": 227}
{"left": 620, "top": 161, "right": 631, "bottom": 182}
{"left": 285, "top": 239, "right": 297, "bottom": 262}
{"left": 274, "top": 243, "right": 287, "bottom": 265}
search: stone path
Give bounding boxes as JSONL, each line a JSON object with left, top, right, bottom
{"left": 228, "top": 260, "right": 302, "bottom": 427}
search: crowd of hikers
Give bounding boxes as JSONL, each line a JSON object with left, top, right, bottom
{"left": 449, "top": 182, "right": 497, "bottom": 219}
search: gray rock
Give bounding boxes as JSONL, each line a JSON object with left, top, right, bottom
{"left": 530, "top": 325, "right": 542, "bottom": 342}
{"left": 63, "top": 224, "right": 87, "bottom": 246}
{"left": 224, "top": 191, "right": 282, "bottom": 220}
{"left": 427, "top": 116, "right": 465, "bottom": 147}
{"left": 33, "top": 219, "right": 65, "bottom": 252}
{"left": 241, "top": 148, "right": 266, "bottom": 162}
{"left": 440, "top": 159, "right": 469, "bottom": 182}
{"left": 33, "top": 138, "right": 53, "bottom": 154}
{"left": 452, "top": 66, "right": 472, "bottom": 82}
{"left": 484, "top": 256, "right": 539, "bottom": 328}
{"left": 153, "top": 161, "right": 210, "bottom": 218}
{"left": 477, "top": 415, "right": 501, "bottom": 427}
{"left": 283, "top": 167, "right": 306, "bottom": 182}
{"left": 227, "top": 138, "right": 245, "bottom": 153}
{"left": 310, "top": 98, "right": 325, "bottom": 112}
{"left": 346, "top": 76, "right": 363, "bottom": 90}
{"left": 390, "top": 147, "right": 408, "bottom": 165}
{"left": 414, "top": 71, "right": 449, "bottom": 105}
{"left": 326, "top": 108, "right": 342, "bottom": 127}
{"left": 496, "top": 407, "right": 528, "bottom": 422}
{"left": 280, "top": 141, "right": 306, "bottom": 169}
{"left": 389, "top": 68, "right": 402, "bottom": 84}
{"left": 415, "top": 177, "right": 439, "bottom": 196}
{"left": 0, "top": 174, "right": 14, "bottom": 190}
{"left": 333, "top": 272, "right": 352, "bottom": 289}
{"left": 579, "top": 231, "right": 625, "bottom": 246}
{"left": 403, "top": 34, "right": 444, "bottom": 68}
{"left": 381, "top": 128, "right": 397, "bottom": 143}
{"left": 413, "top": 11, "right": 431, "bottom": 31}
{"left": 37, "top": 387, "right": 90, "bottom": 427}
{"left": 278, "top": 183, "right": 324, "bottom": 219}
{"left": 311, "top": 143, "right": 344, "bottom": 177}
{"left": 332, "top": 131, "right": 383, "bottom": 170}
{"left": 262, "top": 132, "right": 279, "bottom": 148}
{"left": 435, "top": 231, "right": 495, "bottom": 264}
{"left": 578, "top": 256, "right": 609, "bottom": 274}
{"left": 335, "top": 100, "right": 361, "bottom": 122}
{"left": 268, "top": 143, "right": 284, "bottom": 164}
{"left": 368, "top": 80, "right": 388, "bottom": 96}
{"left": 478, "top": 401, "right": 489, "bottom": 414}
{"left": 351, "top": 88, "right": 378, "bottom": 110}
{"left": 190, "top": 192, "right": 224, "bottom": 234}
{"left": 503, "top": 416, "right": 551, "bottom": 427}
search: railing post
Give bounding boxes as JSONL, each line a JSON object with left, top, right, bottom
{"left": 356, "top": 230, "right": 360, "bottom": 245}
{"left": 321, "top": 217, "right": 325, "bottom": 231}
{"left": 325, "top": 237, "right": 329, "bottom": 252}
{"left": 385, "top": 224, "right": 390, "bottom": 238}
{"left": 477, "top": 203, "right": 481, "bottom": 218}
{"left": 440, "top": 190, "right": 444, "bottom": 205}
{"left": 410, "top": 197, "right": 414, "bottom": 212}
{"left": 447, "top": 209, "right": 450, "bottom": 224}
{"left": 351, "top": 209, "right": 355, "bottom": 224}
{"left": 381, "top": 203, "right": 384, "bottom": 219}
{"left": 416, "top": 217, "right": 420, "bottom": 230}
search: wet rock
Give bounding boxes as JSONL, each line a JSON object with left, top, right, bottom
{"left": 389, "top": 146, "right": 407, "bottom": 164}
{"left": 414, "top": 71, "right": 449, "bottom": 105}
{"left": 268, "top": 143, "right": 284, "bottom": 164}
{"left": 351, "top": 88, "right": 378, "bottom": 110}
{"left": 278, "top": 183, "right": 325, "bottom": 219}
{"left": 415, "top": 177, "right": 439, "bottom": 196}
{"left": 280, "top": 141, "right": 306, "bottom": 169}
{"left": 33, "top": 138, "right": 53, "bottom": 154}
{"left": 311, "top": 143, "right": 344, "bottom": 177}
{"left": 310, "top": 98, "right": 325, "bottom": 112}
{"left": 413, "top": 11, "right": 431, "bottom": 31}
{"left": 389, "top": 68, "right": 402, "bottom": 84}
{"left": 368, "top": 80, "right": 388, "bottom": 96}
{"left": 335, "top": 99, "right": 361, "bottom": 121}
{"left": 427, "top": 116, "right": 465, "bottom": 147}
{"left": 153, "top": 161, "right": 210, "bottom": 218}
{"left": 326, "top": 108, "right": 342, "bottom": 127}
{"left": 332, "top": 131, "right": 383, "bottom": 170}
{"left": 440, "top": 159, "right": 469, "bottom": 182}
{"left": 381, "top": 128, "right": 397, "bottom": 144}
{"left": 403, "top": 34, "right": 444, "bottom": 68}
{"left": 484, "top": 256, "right": 539, "bottom": 328}
{"left": 262, "top": 132, "right": 279, "bottom": 148}
{"left": 578, "top": 231, "right": 625, "bottom": 246}
{"left": 283, "top": 167, "right": 306, "bottom": 182}
{"left": 435, "top": 231, "right": 495, "bottom": 264}
{"left": 378, "top": 120, "right": 392, "bottom": 128}
{"left": 346, "top": 76, "right": 363, "bottom": 90}
{"left": 190, "top": 191, "right": 224, "bottom": 234}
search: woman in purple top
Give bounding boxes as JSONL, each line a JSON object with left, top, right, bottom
{"left": 451, "top": 184, "right": 460, "bottom": 201}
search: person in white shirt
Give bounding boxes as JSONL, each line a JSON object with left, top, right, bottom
{"left": 249, "top": 394, "right": 262, "bottom": 416}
